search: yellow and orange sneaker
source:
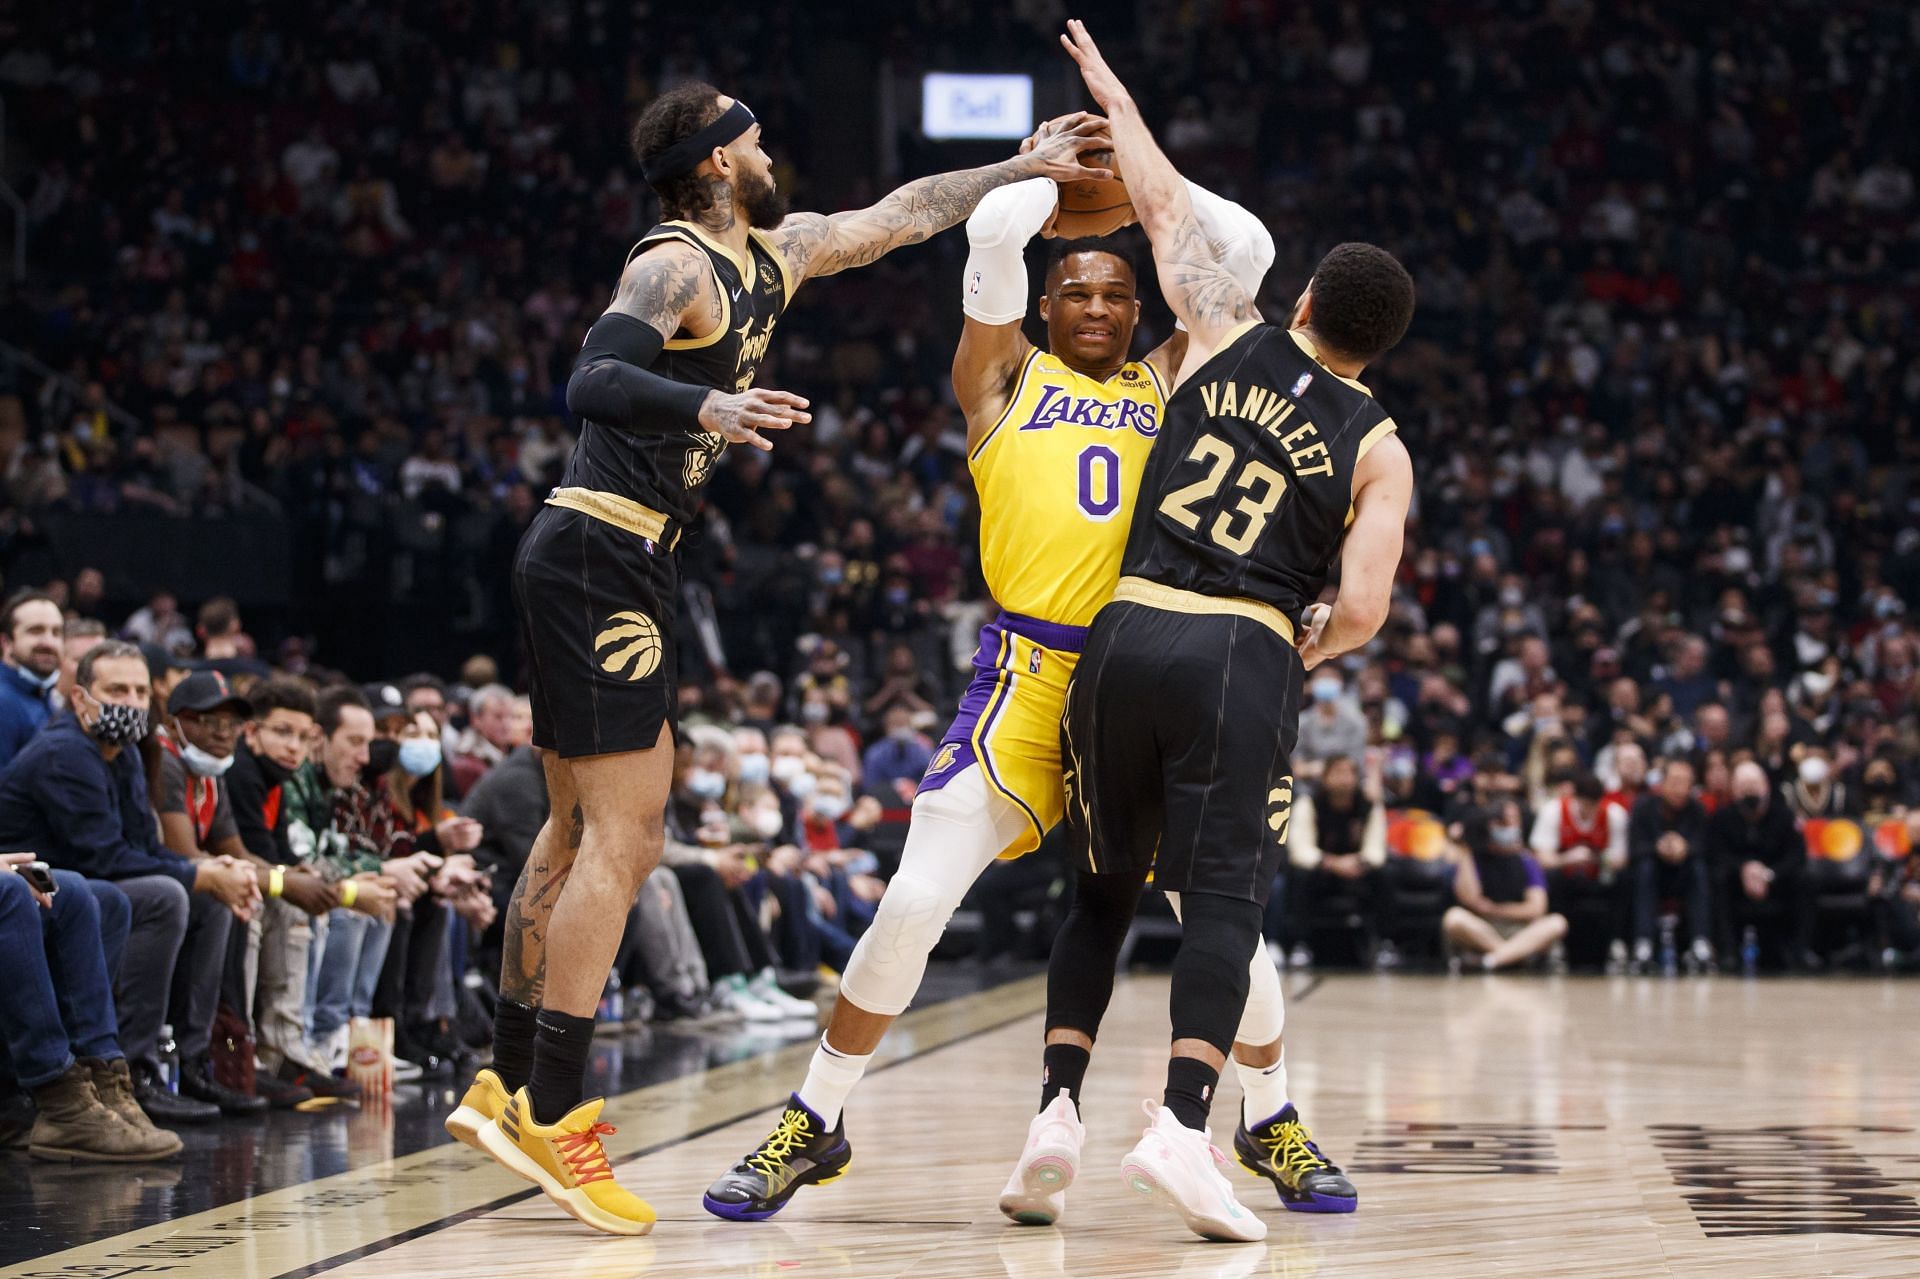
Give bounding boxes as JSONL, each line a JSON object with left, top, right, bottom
{"left": 444, "top": 1068, "right": 510, "bottom": 1151}
{"left": 477, "top": 1089, "right": 656, "bottom": 1236}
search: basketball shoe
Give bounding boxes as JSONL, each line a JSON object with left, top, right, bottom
{"left": 1233, "top": 1103, "right": 1357, "bottom": 1213}
{"left": 443, "top": 1067, "right": 510, "bottom": 1150}
{"left": 477, "top": 1090, "right": 655, "bottom": 1236}
{"left": 703, "top": 1094, "right": 851, "bottom": 1220}
{"left": 1119, "top": 1101, "right": 1266, "bottom": 1242}
{"left": 998, "top": 1094, "right": 1086, "bottom": 1225}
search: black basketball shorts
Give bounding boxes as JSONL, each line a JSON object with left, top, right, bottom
{"left": 512, "top": 504, "right": 677, "bottom": 759}
{"left": 1060, "top": 595, "right": 1303, "bottom": 907}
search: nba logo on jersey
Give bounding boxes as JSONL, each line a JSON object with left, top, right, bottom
{"left": 1029, "top": 647, "right": 1043, "bottom": 674}
{"left": 969, "top": 270, "right": 982, "bottom": 297}
{"left": 1291, "top": 371, "right": 1314, "bottom": 398}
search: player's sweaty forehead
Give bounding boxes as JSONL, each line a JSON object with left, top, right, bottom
{"left": 1048, "top": 253, "right": 1135, "bottom": 297}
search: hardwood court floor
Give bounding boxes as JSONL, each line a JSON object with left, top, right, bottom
{"left": 8, "top": 974, "right": 1919, "bottom": 1279}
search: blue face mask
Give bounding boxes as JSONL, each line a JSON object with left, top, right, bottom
{"left": 1312, "top": 680, "right": 1341, "bottom": 704}
{"left": 398, "top": 739, "right": 443, "bottom": 778}
{"left": 688, "top": 768, "right": 727, "bottom": 800}
{"left": 737, "top": 753, "right": 771, "bottom": 786}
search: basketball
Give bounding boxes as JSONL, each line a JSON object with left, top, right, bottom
{"left": 1047, "top": 146, "right": 1134, "bottom": 238}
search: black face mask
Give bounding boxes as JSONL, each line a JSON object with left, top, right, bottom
{"left": 1738, "top": 794, "right": 1764, "bottom": 817}
{"left": 253, "top": 751, "right": 295, "bottom": 786}
{"left": 363, "top": 738, "right": 399, "bottom": 784}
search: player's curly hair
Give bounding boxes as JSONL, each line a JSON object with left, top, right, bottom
{"left": 1307, "top": 242, "right": 1415, "bottom": 363}
{"left": 630, "top": 83, "right": 729, "bottom": 222}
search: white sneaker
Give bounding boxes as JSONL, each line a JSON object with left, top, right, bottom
{"left": 1119, "top": 1101, "right": 1265, "bottom": 1242}
{"left": 714, "top": 974, "right": 786, "bottom": 1023}
{"left": 749, "top": 969, "right": 819, "bottom": 1019}
{"left": 998, "top": 1094, "right": 1086, "bottom": 1226}
{"left": 391, "top": 1056, "right": 424, "bottom": 1084}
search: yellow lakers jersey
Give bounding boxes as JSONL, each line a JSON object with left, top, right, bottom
{"left": 970, "top": 349, "right": 1169, "bottom": 629}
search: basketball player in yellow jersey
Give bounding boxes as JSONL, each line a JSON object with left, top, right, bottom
{"left": 704, "top": 113, "right": 1284, "bottom": 1224}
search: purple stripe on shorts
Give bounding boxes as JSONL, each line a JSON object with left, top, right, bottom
{"left": 916, "top": 620, "right": 1009, "bottom": 798}
{"left": 999, "top": 611, "right": 1087, "bottom": 654}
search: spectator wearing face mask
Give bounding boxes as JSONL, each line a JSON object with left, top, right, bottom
{"left": 0, "top": 591, "right": 65, "bottom": 767}
{"left": 1781, "top": 748, "right": 1848, "bottom": 821}
{"left": 1707, "top": 761, "right": 1817, "bottom": 971}
{"left": 861, "top": 702, "right": 934, "bottom": 799}
{"left": 1442, "top": 801, "right": 1568, "bottom": 971}
{"left": 225, "top": 677, "right": 358, "bottom": 1101}
{"left": 1627, "top": 759, "right": 1714, "bottom": 972}
{"left": 0, "top": 641, "right": 261, "bottom": 1129}
{"left": 1297, "top": 669, "right": 1370, "bottom": 779}
{"left": 156, "top": 671, "right": 335, "bottom": 1113}
{"left": 1285, "top": 755, "right": 1387, "bottom": 968}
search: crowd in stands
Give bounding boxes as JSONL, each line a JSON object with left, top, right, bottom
{"left": 3, "top": 0, "right": 1920, "bottom": 1160}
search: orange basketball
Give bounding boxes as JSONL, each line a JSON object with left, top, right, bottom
{"left": 1046, "top": 146, "right": 1134, "bottom": 238}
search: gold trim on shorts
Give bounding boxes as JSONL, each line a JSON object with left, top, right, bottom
{"left": 1111, "top": 576, "right": 1296, "bottom": 646}
{"left": 546, "top": 487, "right": 681, "bottom": 550}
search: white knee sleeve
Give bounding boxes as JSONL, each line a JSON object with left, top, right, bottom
{"left": 1164, "top": 891, "right": 1286, "bottom": 1047}
{"left": 836, "top": 767, "right": 1029, "bottom": 1016}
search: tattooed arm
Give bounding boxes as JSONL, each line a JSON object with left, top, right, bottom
{"left": 767, "top": 118, "right": 1114, "bottom": 283}
{"left": 568, "top": 239, "right": 812, "bottom": 450}
{"left": 1059, "top": 20, "right": 1257, "bottom": 366}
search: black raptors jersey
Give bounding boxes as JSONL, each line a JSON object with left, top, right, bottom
{"left": 560, "top": 221, "right": 794, "bottom": 525}
{"left": 1121, "top": 323, "right": 1397, "bottom": 622}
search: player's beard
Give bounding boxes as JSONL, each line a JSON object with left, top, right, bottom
{"left": 737, "top": 169, "right": 789, "bottom": 229}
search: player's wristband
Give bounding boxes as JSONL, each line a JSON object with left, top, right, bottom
{"left": 268, "top": 866, "right": 285, "bottom": 899}
{"left": 340, "top": 879, "right": 359, "bottom": 909}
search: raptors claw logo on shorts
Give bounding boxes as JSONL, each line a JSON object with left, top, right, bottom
{"left": 594, "top": 610, "right": 663, "bottom": 681}
{"left": 1267, "top": 778, "right": 1295, "bottom": 844}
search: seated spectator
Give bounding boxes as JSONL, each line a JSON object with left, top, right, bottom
{"left": 1627, "top": 759, "right": 1714, "bottom": 971}
{"left": 0, "top": 853, "right": 177, "bottom": 1162}
{"left": 284, "top": 687, "right": 406, "bottom": 1073}
{"left": 1872, "top": 812, "right": 1920, "bottom": 967}
{"left": 447, "top": 682, "right": 516, "bottom": 798}
{"left": 860, "top": 702, "right": 933, "bottom": 800}
{"left": 1530, "top": 771, "right": 1629, "bottom": 969}
{"left": 1285, "top": 755, "right": 1386, "bottom": 968}
{"left": 1708, "top": 762, "right": 1817, "bottom": 971}
{"left": 155, "top": 671, "right": 332, "bottom": 1111}
{"left": 463, "top": 696, "right": 543, "bottom": 965}
{"left": 401, "top": 675, "right": 456, "bottom": 759}
{"left": 0, "top": 640, "right": 261, "bottom": 1128}
{"left": 1781, "top": 747, "right": 1848, "bottom": 821}
{"left": 1442, "top": 802, "right": 1568, "bottom": 971}
{"left": 1296, "top": 669, "right": 1369, "bottom": 779}
{"left": 0, "top": 590, "right": 64, "bottom": 767}
{"left": 224, "top": 677, "right": 359, "bottom": 1100}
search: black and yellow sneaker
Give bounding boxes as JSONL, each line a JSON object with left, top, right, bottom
{"left": 1233, "top": 1104, "right": 1357, "bottom": 1214}
{"left": 703, "top": 1094, "right": 851, "bottom": 1221}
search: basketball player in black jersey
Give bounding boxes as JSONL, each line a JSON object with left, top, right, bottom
{"left": 1013, "top": 24, "right": 1418, "bottom": 1242}
{"left": 445, "top": 83, "right": 1111, "bottom": 1235}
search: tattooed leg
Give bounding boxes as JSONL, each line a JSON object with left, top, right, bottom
{"left": 500, "top": 751, "right": 583, "bottom": 1008}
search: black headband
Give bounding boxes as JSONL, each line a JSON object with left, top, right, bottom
{"left": 640, "top": 101, "right": 757, "bottom": 185}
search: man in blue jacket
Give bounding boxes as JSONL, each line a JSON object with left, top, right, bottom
{"left": 0, "top": 640, "right": 261, "bottom": 1128}
{"left": 0, "top": 591, "right": 64, "bottom": 768}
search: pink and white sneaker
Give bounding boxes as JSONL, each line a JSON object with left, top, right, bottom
{"left": 1119, "top": 1100, "right": 1266, "bottom": 1242}
{"left": 998, "top": 1094, "right": 1087, "bottom": 1226}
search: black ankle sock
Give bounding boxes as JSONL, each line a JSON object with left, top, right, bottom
{"left": 527, "top": 1009, "right": 596, "bottom": 1125}
{"left": 1163, "top": 1056, "right": 1220, "bottom": 1131}
{"left": 491, "top": 999, "right": 539, "bottom": 1094}
{"left": 1041, "top": 1043, "right": 1091, "bottom": 1114}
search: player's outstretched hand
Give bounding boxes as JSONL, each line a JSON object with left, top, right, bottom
{"left": 699, "top": 387, "right": 812, "bottom": 451}
{"left": 1014, "top": 113, "right": 1115, "bottom": 183}
{"left": 1059, "top": 19, "right": 1129, "bottom": 113}
{"left": 1019, "top": 110, "right": 1108, "bottom": 156}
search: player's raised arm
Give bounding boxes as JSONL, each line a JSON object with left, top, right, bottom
{"left": 1059, "top": 20, "right": 1257, "bottom": 357}
{"left": 1297, "top": 432, "right": 1413, "bottom": 670}
{"left": 766, "top": 118, "right": 1111, "bottom": 284}
{"left": 566, "top": 238, "right": 812, "bottom": 452}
